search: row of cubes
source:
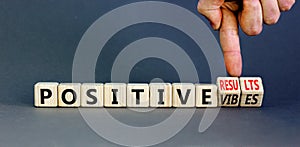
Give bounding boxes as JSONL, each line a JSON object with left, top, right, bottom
{"left": 34, "top": 77, "right": 264, "bottom": 107}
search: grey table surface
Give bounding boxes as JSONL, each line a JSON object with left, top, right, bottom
{"left": 0, "top": 0, "right": 300, "bottom": 146}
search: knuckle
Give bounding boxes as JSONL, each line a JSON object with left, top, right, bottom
{"left": 220, "top": 28, "right": 239, "bottom": 36}
{"left": 244, "top": 0, "right": 260, "bottom": 9}
{"left": 197, "top": 2, "right": 205, "bottom": 13}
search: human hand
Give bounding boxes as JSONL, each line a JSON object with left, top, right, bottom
{"left": 197, "top": 0, "right": 295, "bottom": 76}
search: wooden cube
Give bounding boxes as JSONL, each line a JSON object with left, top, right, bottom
{"left": 104, "top": 83, "right": 126, "bottom": 107}
{"left": 81, "top": 83, "right": 104, "bottom": 107}
{"left": 127, "top": 84, "right": 149, "bottom": 107}
{"left": 58, "top": 83, "right": 81, "bottom": 107}
{"left": 195, "top": 84, "right": 218, "bottom": 107}
{"left": 240, "top": 77, "right": 264, "bottom": 107}
{"left": 217, "top": 77, "right": 241, "bottom": 107}
{"left": 149, "top": 83, "right": 172, "bottom": 107}
{"left": 172, "top": 83, "right": 195, "bottom": 107}
{"left": 34, "top": 82, "right": 59, "bottom": 107}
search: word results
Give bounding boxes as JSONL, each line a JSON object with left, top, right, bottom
{"left": 34, "top": 77, "right": 264, "bottom": 108}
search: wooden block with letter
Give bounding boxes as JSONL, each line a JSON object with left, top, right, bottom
{"left": 149, "top": 83, "right": 172, "bottom": 107}
{"left": 81, "top": 83, "right": 104, "bottom": 107}
{"left": 127, "top": 83, "right": 149, "bottom": 107}
{"left": 172, "top": 83, "right": 195, "bottom": 107}
{"left": 217, "top": 77, "right": 241, "bottom": 107}
{"left": 240, "top": 77, "right": 264, "bottom": 107}
{"left": 58, "top": 83, "right": 81, "bottom": 107}
{"left": 195, "top": 84, "right": 218, "bottom": 107}
{"left": 34, "top": 82, "right": 59, "bottom": 107}
{"left": 104, "top": 83, "right": 126, "bottom": 107}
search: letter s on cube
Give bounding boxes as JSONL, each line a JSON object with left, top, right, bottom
{"left": 240, "top": 77, "right": 264, "bottom": 107}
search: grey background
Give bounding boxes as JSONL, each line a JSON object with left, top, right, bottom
{"left": 0, "top": 0, "right": 299, "bottom": 146}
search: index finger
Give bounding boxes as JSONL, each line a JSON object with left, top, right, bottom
{"left": 219, "top": 8, "right": 242, "bottom": 77}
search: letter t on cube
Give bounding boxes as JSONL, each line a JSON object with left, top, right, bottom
{"left": 127, "top": 84, "right": 149, "bottom": 107}
{"left": 240, "top": 77, "right": 264, "bottom": 107}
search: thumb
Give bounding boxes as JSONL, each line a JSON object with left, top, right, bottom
{"left": 197, "top": 0, "right": 224, "bottom": 30}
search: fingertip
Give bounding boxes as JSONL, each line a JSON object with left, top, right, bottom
{"left": 224, "top": 52, "right": 242, "bottom": 77}
{"left": 279, "top": 0, "right": 295, "bottom": 11}
{"left": 239, "top": 0, "right": 263, "bottom": 36}
{"left": 264, "top": 14, "right": 280, "bottom": 25}
{"left": 243, "top": 26, "right": 263, "bottom": 36}
{"left": 260, "top": 0, "right": 281, "bottom": 25}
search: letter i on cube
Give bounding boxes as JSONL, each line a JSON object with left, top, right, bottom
{"left": 217, "top": 77, "right": 241, "bottom": 107}
{"left": 104, "top": 83, "right": 126, "bottom": 107}
{"left": 149, "top": 83, "right": 172, "bottom": 107}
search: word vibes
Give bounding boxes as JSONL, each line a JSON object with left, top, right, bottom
{"left": 34, "top": 77, "right": 264, "bottom": 108}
